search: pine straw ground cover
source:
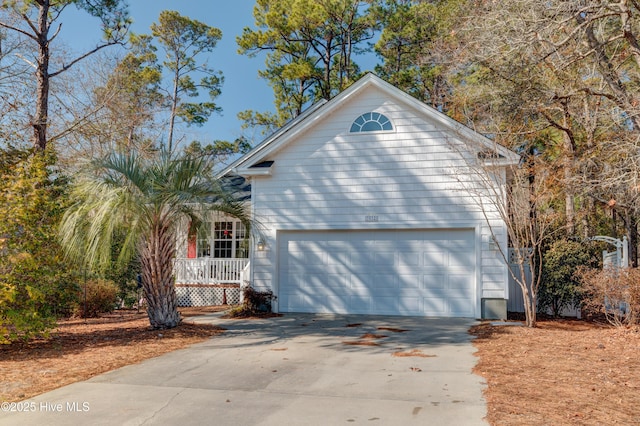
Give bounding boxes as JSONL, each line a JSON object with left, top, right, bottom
{"left": 470, "top": 319, "right": 640, "bottom": 425}
{"left": 0, "top": 306, "right": 228, "bottom": 403}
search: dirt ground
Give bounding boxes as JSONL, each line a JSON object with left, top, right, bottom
{"left": 470, "top": 319, "right": 640, "bottom": 425}
{"left": 3, "top": 309, "right": 640, "bottom": 426}
{"left": 0, "top": 306, "right": 228, "bottom": 403}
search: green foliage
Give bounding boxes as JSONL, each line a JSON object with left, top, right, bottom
{"left": 92, "top": 33, "right": 163, "bottom": 152}
{"left": 59, "top": 148, "right": 252, "bottom": 329}
{"left": 74, "top": 278, "right": 119, "bottom": 318}
{"left": 0, "top": 148, "right": 78, "bottom": 343}
{"left": 374, "top": 0, "right": 465, "bottom": 111}
{"left": 101, "top": 230, "right": 141, "bottom": 308}
{"left": 237, "top": 0, "right": 378, "bottom": 130}
{"left": 539, "top": 240, "right": 599, "bottom": 317}
{"left": 184, "top": 138, "right": 252, "bottom": 166}
{"left": 149, "top": 10, "right": 224, "bottom": 151}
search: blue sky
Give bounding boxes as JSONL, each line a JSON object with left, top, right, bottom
{"left": 58, "top": 1, "right": 379, "bottom": 148}
{"left": 60, "top": 0, "right": 272, "bottom": 146}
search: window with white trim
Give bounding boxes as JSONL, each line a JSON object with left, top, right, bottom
{"left": 193, "top": 221, "right": 248, "bottom": 259}
{"left": 350, "top": 112, "right": 393, "bottom": 132}
{"left": 210, "top": 221, "right": 248, "bottom": 259}
{"left": 196, "top": 221, "right": 212, "bottom": 257}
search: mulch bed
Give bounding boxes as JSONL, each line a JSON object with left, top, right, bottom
{"left": 470, "top": 319, "right": 640, "bottom": 425}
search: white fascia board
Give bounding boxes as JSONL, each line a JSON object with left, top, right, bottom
{"left": 239, "top": 167, "right": 273, "bottom": 176}
{"left": 217, "top": 100, "right": 328, "bottom": 178}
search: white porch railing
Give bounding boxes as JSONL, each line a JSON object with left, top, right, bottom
{"left": 174, "top": 258, "right": 249, "bottom": 285}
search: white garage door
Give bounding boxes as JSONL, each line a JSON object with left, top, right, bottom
{"left": 278, "top": 229, "right": 476, "bottom": 317}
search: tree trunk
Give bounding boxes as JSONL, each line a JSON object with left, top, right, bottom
{"left": 167, "top": 67, "right": 180, "bottom": 153}
{"left": 140, "top": 220, "right": 181, "bottom": 329}
{"left": 34, "top": 0, "right": 51, "bottom": 151}
{"left": 561, "top": 129, "right": 575, "bottom": 235}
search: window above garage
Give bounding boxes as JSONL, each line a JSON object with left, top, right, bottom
{"left": 350, "top": 112, "right": 393, "bottom": 133}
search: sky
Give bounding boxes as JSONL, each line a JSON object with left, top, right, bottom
{"left": 59, "top": 0, "right": 272, "bottom": 146}
{"left": 57, "top": 0, "right": 380, "bottom": 148}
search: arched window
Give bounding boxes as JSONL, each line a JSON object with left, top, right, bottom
{"left": 349, "top": 112, "right": 393, "bottom": 132}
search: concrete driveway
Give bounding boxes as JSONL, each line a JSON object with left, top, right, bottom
{"left": 0, "top": 314, "right": 487, "bottom": 426}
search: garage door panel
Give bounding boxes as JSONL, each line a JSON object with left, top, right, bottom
{"left": 348, "top": 296, "right": 371, "bottom": 313}
{"left": 372, "top": 297, "right": 399, "bottom": 314}
{"left": 423, "top": 251, "right": 446, "bottom": 267}
{"left": 282, "top": 273, "right": 305, "bottom": 289}
{"left": 285, "top": 251, "right": 306, "bottom": 268}
{"left": 304, "top": 273, "right": 331, "bottom": 289}
{"left": 323, "top": 296, "right": 349, "bottom": 312}
{"left": 449, "top": 251, "right": 475, "bottom": 267}
{"left": 327, "top": 251, "right": 349, "bottom": 265}
{"left": 423, "top": 273, "right": 446, "bottom": 289}
{"left": 449, "top": 298, "right": 475, "bottom": 316}
{"left": 423, "top": 297, "right": 447, "bottom": 315}
{"left": 284, "top": 294, "right": 312, "bottom": 311}
{"left": 398, "top": 297, "right": 422, "bottom": 313}
{"left": 398, "top": 274, "right": 420, "bottom": 288}
{"left": 351, "top": 252, "right": 373, "bottom": 266}
{"left": 326, "top": 273, "right": 350, "bottom": 290}
{"left": 449, "top": 274, "right": 474, "bottom": 291}
{"left": 374, "top": 252, "right": 396, "bottom": 267}
{"left": 372, "top": 273, "right": 398, "bottom": 289}
{"left": 351, "top": 273, "right": 373, "bottom": 288}
{"left": 278, "top": 229, "right": 476, "bottom": 317}
{"left": 398, "top": 252, "right": 420, "bottom": 267}
{"left": 369, "top": 286, "right": 401, "bottom": 298}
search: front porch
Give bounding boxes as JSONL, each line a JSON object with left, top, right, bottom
{"left": 174, "top": 258, "right": 249, "bottom": 307}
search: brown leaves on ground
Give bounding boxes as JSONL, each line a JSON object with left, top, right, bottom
{"left": 0, "top": 307, "right": 227, "bottom": 403}
{"left": 342, "top": 340, "right": 380, "bottom": 346}
{"left": 377, "top": 327, "right": 409, "bottom": 333}
{"left": 392, "top": 349, "right": 436, "bottom": 358}
{"left": 360, "top": 333, "right": 388, "bottom": 339}
{"left": 471, "top": 320, "right": 640, "bottom": 425}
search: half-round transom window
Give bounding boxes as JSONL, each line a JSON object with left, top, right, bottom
{"left": 350, "top": 112, "right": 393, "bottom": 132}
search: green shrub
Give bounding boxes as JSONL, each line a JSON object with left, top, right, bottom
{"left": 75, "top": 279, "right": 119, "bottom": 318}
{"left": 0, "top": 149, "right": 78, "bottom": 342}
{"left": 539, "top": 239, "right": 599, "bottom": 317}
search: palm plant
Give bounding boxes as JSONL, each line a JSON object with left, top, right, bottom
{"left": 59, "top": 149, "right": 250, "bottom": 329}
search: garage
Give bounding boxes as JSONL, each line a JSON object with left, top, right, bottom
{"left": 277, "top": 229, "right": 477, "bottom": 317}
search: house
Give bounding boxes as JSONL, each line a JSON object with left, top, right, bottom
{"left": 175, "top": 73, "right": 520, "bottom": 319}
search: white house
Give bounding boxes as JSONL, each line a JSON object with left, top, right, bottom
{"left": 175, "top": 73, "right": 520, "bottom": 319}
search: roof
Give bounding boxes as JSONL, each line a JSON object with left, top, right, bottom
{"left": 219, "top": 73, "right": 520, "bottom": 177}
{"left": 217, "top": 174, "right": 251, "bottom": 202}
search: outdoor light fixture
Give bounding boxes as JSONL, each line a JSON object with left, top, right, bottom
{"left": 257, "top": 238, "right": 266, "bottom": 251}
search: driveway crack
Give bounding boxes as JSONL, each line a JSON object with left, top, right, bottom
{"left": 140, "top": 387, "right": 186, "bottom": 425}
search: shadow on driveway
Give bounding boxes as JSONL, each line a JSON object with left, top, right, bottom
{"left": 1, "top": 313, "right": 487, "bottom": 426}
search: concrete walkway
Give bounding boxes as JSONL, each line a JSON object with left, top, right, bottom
{"left": 1, "top": 314, "right": 487, "bottom": 425}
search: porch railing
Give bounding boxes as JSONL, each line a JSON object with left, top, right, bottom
{"left": 174, "top": 258, "right": 249, "bottom": 285}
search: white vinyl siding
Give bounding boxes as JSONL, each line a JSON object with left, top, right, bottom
{"left": 248, "top": 84, "right": 508, "bottom": 315}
